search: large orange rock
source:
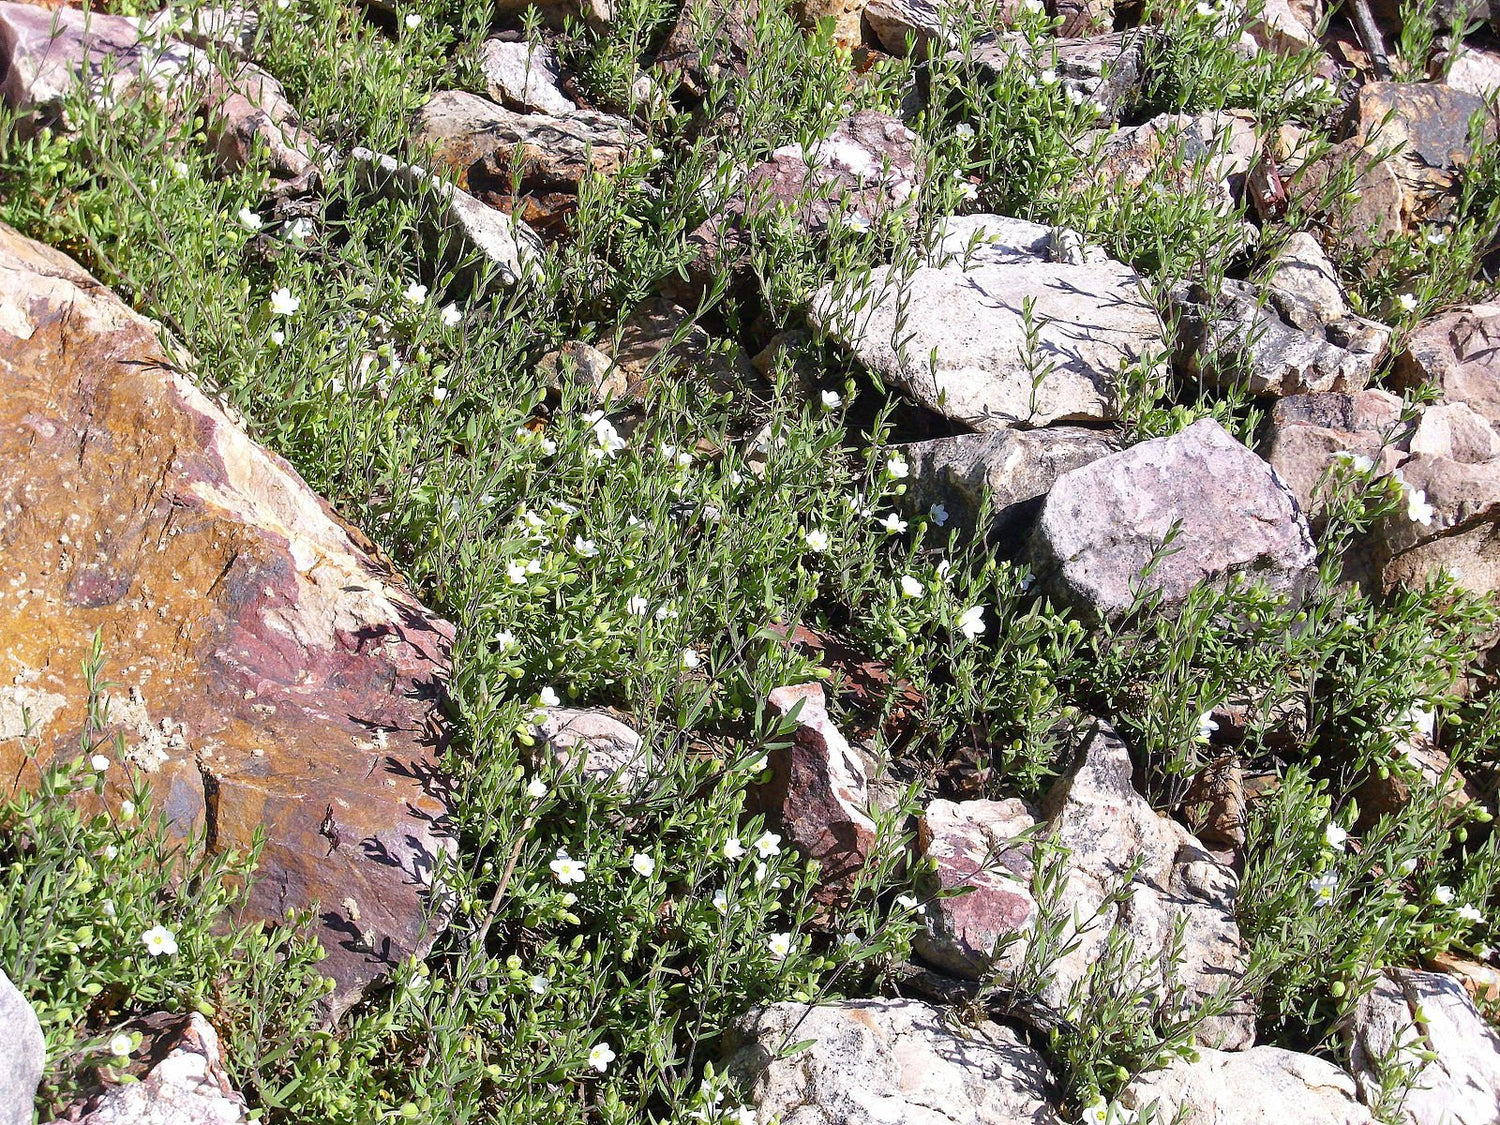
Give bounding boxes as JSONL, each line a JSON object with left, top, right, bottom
{"left": 0, "top": 223, "right": 454, "bottom": 1012}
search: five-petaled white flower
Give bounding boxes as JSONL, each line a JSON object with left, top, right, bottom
{"left": 899, "top": 575, "right": 924, "bottom": 599}
{"left": 626, "top": 595, "right": 649, "bottom": 616}
{"left": 269, "top": 287, "right": 300, "bottom": 316}
{"left": 527, "top": 777, "right": 548, "bottom": 800}
{"left": 1039, "top": 68, "right": 1058, "bottom": 85}
{"left": 108, "top": 1033, "right": 133, "bottom": 1057}
{"left": 1397, "top": 293, "right": 1418, "bottom": 313}
{"left": 404, "top": 12, "right": 422, "bottom": 28}
{"left": 956, "top": 178, "right": 978, "bottom": 203}
{"left": 550, "top": 850, "right": 586, "bottom": 884}
{"left": 403, "top": 281, "right": 428, "bottom": 305}
{"left": 1434, "top": 885, "right": 1455, "bottom": 905}
{"left": 712, "top": 888, "right": 730, "bottom": 914}
{"left": 724, "top": 838, "right": 746, "bottom": 860}
{"left": 895, "top": 893, "right": 918, "bottom": 911}
{"left": 496, "top": 630, "right": 517, "bottom": 650}
{"left": 958, "top": 606, "right": 985, "bottom": 640}
{"left": 802, "top": 527, "right": 830, "bottom": 553}
{"left": 930, "top": 503, "right": 949, "bottom": 526}
{"left": 885, "top": 455, "right": 909, "bottom": 480}
{"left": 141, "top": 925, "right": 178, "bottom": 957}
{"left": 954, "top": 122, "right": 976, "bottom": 138}
{"left": 1406, "top": 487, "right": 1435, "bottom": 526}
{"left": 529, "top": 974, "right": 550, "bottom": 995}
{"left": 91, "top": 754, "right": 111, "bottom": 772}
{"left": 506, "top": 562, "right": 530, "bottom": 585}
{"left": 681, "top": 649, "right": 702, "bottom": 670}
{"left": 753, "top": 831, "right": 781, "bottom": 858}
{"left": 1309, "top": 873, "right": 1338, "bottom": 905}
{"left": 840, "top": 212, "right": 871, "bottom": 234}
{"left": 574, "top": 535, "right": 599, "bottom": 558}
{"left": 1196, "top": 712, "right": 1219, "bottom": 742}
{"left": 586, "top": 411, "right": 627, "bottom": 457}
{"left": 631, "top": 853, "right": 655, "bottom": 877}
{"left": 1458, "top": 904, "right": 1484, "bottom": 925}
{"left": 538, "top": 686, "right": 560, "bottom": 708}
{"left": 431, "top": 385, "right": 447, "bottom": 403}
{"left": 1324, "top": 823, "right": 1348, "bottom": 851}
{"left": 440, "top": 303, "right": 463, "bottom": 327}
{"left": 821, "top": 389, "right": 842, "bottom": 410}
{"left": 237, "top": 207, "right": 263, "bottom": 231}
{"left": 879, "top": 513, "right": 907, "bottom": 535}
{"left": 766, "top": 932, "right": 792, "bottom": 960}
{"left": 588, "top": 1042, "right": 615, "bottom": 1072}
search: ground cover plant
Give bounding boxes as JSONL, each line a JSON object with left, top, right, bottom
{"left": 2, "top": 0, "right": 1500, "bottom": 1119}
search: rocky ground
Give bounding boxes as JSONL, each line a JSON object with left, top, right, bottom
{"left": 1, "top": 0, "right": 1499, "bottom": 1120}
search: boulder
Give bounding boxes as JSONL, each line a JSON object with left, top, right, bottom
{"left": 601, "top": 297, "right": 755, "bottom": 398}
{"left": 0, "top": 223, "right": 455, "bottom": 1013}
{"left": 1030, "top": 418, "right": 1316, "bottom": 622}
{"left": 0, "top": 970, "right": 42, "bottom": 1125}
{"left": 914, "top": 722, "right": 1254, "bottom": 1049}
{"left": 962, "top": 31, "right": 1146, "bottom": 123}
{"left": 1259, "top": 389, "right": 1406, "bottom": 522}
{"left": 864, "top": 0, "right": 1022, "bottom": 55}
{"left": 1348, "top": 969, "right": 1500, "bottom": 1125}
{"left": 531, "top": 707, "right": 649, "bottom": 792}
{"left": 756, "top": 683, "right": 878, "bottom": 906}
{"left": 412, "top": 90, "right": 644, "bottom": 235}
{"left": 723, "top": 999, "right": 1061, "bottom": 1125}
{"left": 928, "top": 213, "right": 1109, "bottom": 268}
{"left": 537, "top": 341, "right": 625, "bottom": 402}
{"left": 1246, "top": 0, "right": 1320, "bottom": 53}
{"left": 1087, "top": 110, "right": 1258, "bottom": 207}
{"left": 1392, "top": 304, "right": 1500, "bottom": 428}
{"left": 653, "top": 0, "right": 759, "bottom": 99}
{"left": 349, "top": 147, "right": 541, "bottom": 292}
{"left": 1444, "top": 43, "right": 1500, "bottom": 101}
{"left": 791, "top": 0, "right": 867, "bottom": 45}
{"left": 900, "top": 427, "right": 1118, "bottom": 546}
{"left": 477, "top": 38, "right": 575, "bottom": 116}
{"left": 1120, "top": 1047, "right": 1376, "bottom": 1124}
{"left": 809, "top": 239, "right": 1161, "bottom": 432}
{"left": 47, "top": 1015, "right": 247, "bottom": 1125}
{"left": 1425, "top": 951, "right": 1500, "bottom": 1004}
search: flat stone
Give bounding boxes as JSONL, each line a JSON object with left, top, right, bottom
{"left": 1348, "top": 969, "right": 1500, "bottom": 1125}
{"left": 1120, "top": 1047, "right": 1375, "bottom": 1124}
{"left": 0, "top": 222, "right": 456, "bottom": 1013}
{"left": 477, "top": 38, "right": 574, "bottom": 115}
{"left": 531, "top": 707, "right": 649, "bottom": 792}
{"left": 0, "top": 970, "right": 42, "bottom": 1125}
{"left": 1392, "top": 304, "right": 1500, "bottom": 428}
{"left": 809, "top": 247, "right": 1161, "bottom": 432}
{"left": 901, "top": 427, "right": 1118, "bottom": 546}
{"left": 723, "top": 999, "right": 1061, "bottom": 1125}
{"left": 1030, "top": 418, "right": 1316, "bottom": 622}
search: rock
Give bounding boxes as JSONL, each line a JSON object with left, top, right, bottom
{"left": 1392, "top": 304, "right": 1500, "bottom": 428}
{"left": 198, "top": 62, "right": 324, "bottom": 194}
{"left": 688, "top": 111, "right": 921, "bottom": 287}
{"left": 914, "top": 722, "right": 1255, "bottom": 1049}
{"left": 1030, "top": 419, "right": 1316, "bottom": 622}
{"left": 537, "top": 341, "right": 625, "bottom": 402}
{"left": 653, "top": 0, "right": 759, "bottom": 99}
{"left": 1181, "top": 757, "right": 1247, "bottom": 850}
{"left": 1259, "top": 389, "right": 1406, "bottom": 523}
{"left": 1266, "top": 231, "right": 1354, "bottom": 325}
{"left": 1172, "top": 276, "right": 1389, "bottom": 397}
{"left": 1352, "top": 734, "right": 1473, "bottom": 829}
{"left": 602, "top": 297, "right": 754, "bottom": 397}
{"left": 141, "top": 4, "right": 259, "bottom": 57}
{"left": 50, "top": 1015, "right": 247, "bottom": 1125}
{"left": 809, "top": 239, "right": 1161, "bottom": 432}
{"left": 865, "top": 0, "right": 1021, "bottom": 55}
{"left": 1425, "top": 951, "right": 1500, "bottom": 1003}
{"left": 755, "top": 684, "right": 878, "bottom": 906}
{"left": 792, "top": 0, "right": 867, "bottom": 45}
{"left": 1120, "top": 1047, "right": 1375, "bottom": 1124}
{"left": 1088, "top": 110, "right": 1258, "bottom": 206}
{"left": 1444, "top": 43, "right": 1500, "bottom": 101}
{"left": 0, "top": 970, "right": 42, "bottom": 1125}
{"left": 928, "top": 213, "right": 1110, "bottom": 268}
{"left": 723, "top": 999, "right": 1061, "bottom": 1125}
{"left": 477, "top": 38, "right": 575, "bottom": 116}
{"left": 962, "top": 31, "right": 1146, "bottom": 123}
{"left": 0, "top": 222, "right": 455, "bottom": 1013}
{"left": 900, "top": 427, "right": 1118, "bottom": 547}
{"left": 531, "top": 707, "right": 649, "bottom": 792}
{"left": 492, "top": 0, "right": 612, "bottom": 30}
{"left": 349, "top": 147, "right": 541, "bottom": 292}
{"left": 1348, "top": 969, "right": 1500, "bottom": 1125}
{"left": 1246, "top": 0, "right": 1320, "bottom": 52}
{"left": 412, "top": 90, "right": 644, "bottom": 235}
{"left": 1052, "top": 0, "right": 1110, "bottom": 38}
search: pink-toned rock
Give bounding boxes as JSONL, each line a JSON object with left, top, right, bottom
{"left": 1393, "top": 304, "right": 1500, "bottom": 428}
{"left": 0, "top": 222, "right": 454, "bottom": 1013}
{"left": 759, "top": 683, "right": 878, "bottom": 905}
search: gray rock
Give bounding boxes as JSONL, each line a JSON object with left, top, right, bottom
{"left": 963, "top": 31, "right": 1146, "bottom": 123}
{"left": 1348, "top": 969, "right": 1500, "bottom": 1125}
{"left": 723, "top": 999, "right": 1061, "bottom": 1125}
{"left": 901, "top": 426, "right": 1117, "bottom": 546}
{"left": 477, "top": 39, "right": 574, "bottom": 115}
{"left": 1261, "top": 389, "right": 1407, "bottom": 523}
{"left": 1392, "top": 303, "right": 1500, "bottom": 428}
{"left": 1265, "top": 231, "right": 1355, "bottom": 326}
{"left": 532, "top": 707, "right": 649, "bottom": 792}
{"left": 864, "top": 0, "right": 1019, "bottom": 56}
{"left": 492, "top": 0, "right": 612, "bottom": 30}
{"left": 349, "top": 147, "right": 541, "bottom": 291}
{"left": 928, "top": 214, "right": 1110, "bottom": 269}
{"left": 537, "top": 341, "right": 624, "bottom": 402}
{"left": 1120, "top": 1047, "right": 1375, "bottom": 1124}
{"left": 809, "top": 247, "right": 1161, "bottom": 431}
{"left": 1445, "top": 45, "right": 1500, "bottom": 101}
{"left": 1, "top": 970, "right": 42, "bottom": 1125}
{"left": 914, "top": 722, "right": 1254, "bottom": 1049}
{"left": 1089, "top": 110, "right": 1258, "bottom": 205}
{"left": 1030, "top": 418, "right": 1316, "bottom": 621}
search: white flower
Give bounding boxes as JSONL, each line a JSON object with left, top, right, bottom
{"left": 91, "top": 754, "right": 111, "bottom": 772}
{"left": 654, "top": 604, "right": 678, "bottom": 621}
{"left": 404, "top": 11, "right": 422, "bottom": 27}
{"left": 1324, "top": 823, "right": 1348, "bottom": 851}
{"left": 550, "top": 852, "right": 586, "bottom": 884}
{"left": 899, "top": 574, "right": 924, "bottom": 599}
{"left": 102, "top": 899, "right": 116, "bottom": 918}
{"left": 270, "top": 330, "right": 285, "bottom": 347}
{"left": 588, "top": 1042, "right": 616, "bottom": 1072}
{"left": 1426, "top": 228, "right": 1447, "bottom": 246}
{"left": 821, "top": 389, "right": 842, "bottom": 410}
{"left": 626, "top": 595, "right": 649, "bottom": 616}
{"left": 1458, "top": 904, "right": 1484, "bottom": 924}
{"left": 574, "top": 535, "right": 599, "bottom": 558}
{"left": 840, "top": 212, "right": 872, "bottom": 233}
{"left": 1406, "top": 487, "right": 1435, "bottom": 526}
{"left": 529, "top": 973, "right": 550, "bottom": 995}
{"left": 171, "top": 159, "right": 190, "bottom": 178}
{"left": 954, "top": 122, "right": 976, "bottom": 138}
{"left": 729, "top": 1108, "right": 756, "bottom": 1125}
{"left": 631, "top": 853, "right": 655, "bottom": 877}
{"left": 1309, "top": 873, "right": 1338, "bottom": 905}
{"left": 1333, "top": 449, "right": 1375, "bottom": 473}
{"left": 885, "top": 454, "right": 909, "bottom": 479}
{"left": 1039, "top": 68, "right": 1058, "bottom": 85}
{"left": 539, "top": 686, "right": 560, "bottom": 707}
{"left": 108, "top": 1033, "right": 133, "bottom": 1057}
{"left": 724, "top": 837, "right": 746, "bottom": 860}
{"left": 103, "top": 844, "right": 118, "bottom": 860}
{"left": 119, "top": 800, "right": 135, "bottom": 820}
{"left": 1434, "top": 885, "right": 1456, "bottom": 905}
{"left": 1196, "top": 712, "right": 1219, "bottom": 742}
{"left": 141, "top": 925, "right": 178, "bottom": 956}
{"left": 712, "top": 888, "right": 730, "bottom": 914}
{"left": 440, "top": 303, "right": 463, "bottom": 327}
{"left": 681, "top": 649, "right": 702, "bottom": 670}
{"left": 802, "top": 527, "right": 829, "bottom": 553}
{"left": 879, "top": 512, "right": 907, "bottom": 534}
{"left": 403, "top": 281, "right": 428, "bottom": 305}
{"left": 268, "top": 287, "right": 300, "bottom": 316}
{"left": 236, "top": 207, "right": 263, "bottom": 231}
{"left": 1082, "top": 1101, "right": 1110, "bottom": 1125}
{"left": 586, "top": 411, "right": 627, "bottom": 457}
{"left": 1397, "top": 293, "right": 1418, "bottom": 313}
{"left": 431, "top": 385, "right": 448, "bottom": 403}
{"left": 753, "top": 831, "right": 781, "bottom": 858}
{"left": 496, "top": 630, "right": 517, "bottom": 650}
{"left": 506, "top": 562, "right": 531, "bottom": 585}
{"left": 955, "top": 178, "right": 978, "bottom": 203}
{"left": 766, "top": 932, "right": 792, "bottom": 960}
{"left": 958, "top": 606, "right": 985, "bottom": 639}
{"left": 895, "top": 893, "right": 917, "bottom": 911}
{"left": 527, "top": 777, "right": 548, "bottom": 799}
{"left": 930, "top": 503, "right": 949, "bottom": 526}
{"left": 1398, "top": 858, "right": 1419, "bottom": 876}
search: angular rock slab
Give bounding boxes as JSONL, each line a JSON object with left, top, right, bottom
{"left": 810, "top": 244, "right": 1161, "bottom": 431}
{"left": 0, "top": 970, "right": 42, "bottom": 1125}
{"left": 1393, "top": 304, "right": 1500, "bottom": 428}
{"left": 531, "top": 707, "right": 649, "bottom": 793}
{"left": 1349, "top": 969, "right": 1500, "bottom": 1125}
{"left": 1031, "top": 418, "right": 1315, "bottom": 621}
{"left": 962, "top": 31, "right": 1145, "bottom": 123}
{"left": 0, "top": 223, "right": 455, "bottom": 1012}
{"left": 914, "top": 723, "right": 1255, "bottom": 1049}
{"left": 1121, "top": 1048, "right": 1375, "bottom": 1124}
{"left": 723, "top": 999, "right": 1061, "bottom": 1125}
{"left": 477, "top": 38, "right": 574, "bottom": 115}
